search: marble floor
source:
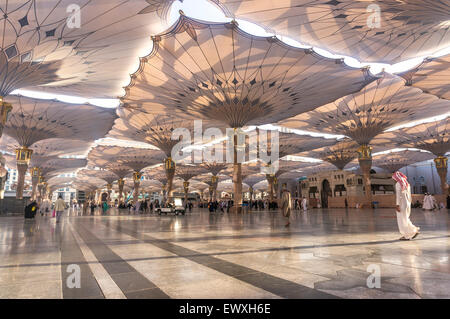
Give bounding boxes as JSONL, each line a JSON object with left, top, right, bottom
{"left": 0, "top": 207, "right": 449, "bottom": 299}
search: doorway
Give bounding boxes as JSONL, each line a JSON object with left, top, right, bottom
{"left": 321, "top": 179, "right": 332, "bottom": 208}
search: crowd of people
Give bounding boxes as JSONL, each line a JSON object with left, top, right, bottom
{"left": 23, "top": 191, "right": 450, "bottom": 228}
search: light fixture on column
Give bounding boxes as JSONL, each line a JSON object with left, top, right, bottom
{"left": 15, "top": 146, "right": 33, "bottom": 165}
{"left": 0, "top": 97, "right": 12, "bottom": 137}
{"left": 133, "top": 171, "right": 142, "bottom": 182}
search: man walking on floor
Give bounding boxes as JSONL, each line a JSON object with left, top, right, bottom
{"left": 392, "top": 171, "right": 420, "bottom": 240}
{"left": 54, "top": 195, "right": 66, "bottom": 224}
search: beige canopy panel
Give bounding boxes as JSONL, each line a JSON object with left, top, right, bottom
{"left": 298, "top": 139, "right": 359, "bottom": 170}
{"left": 110, "top": 108, "right": 219, "bottom": 157}
{"left": 176, "top": 164, "right": 208, "bottom": 181}
{"left": 72, "top": 174, "right": 106, "bottom": 189}
{"left": 210, "top": 0, "right": 450, "bottom": 63}
{"left": 375, "top": 116, "right": 450, "bottom": 156}
{"left": 0, "top": 135, "right": 91, "bottom": 158}
{"left": 87, "top": 145, "right": 166, "bottom": 172}
{"left": 195, "top": 173, "right": 229, "bottom": 183}
{"left": 400, "top": 54, "right": 450, "bottom": 100}
{"left": 295, "top": 162, "right": 337, "bottom": 176}
{"left": 120, "top": 14, "right": 375, "bottom": 129}
{"left": 40, "top": 158, "right": 87, "bottom": 179}
{"left": 298, "top": 138, "right": 387, "bottom": 170}
{"left": 244, "top": 173, "right": 267, "bottom": 188}
{"left": 3, "top": 95, "right": 116, "bottom": 147}
{"left": 257, "top": 129, "right": 338, "bottom": 159}
{"left": 143, "top": 166, "right": 168, "bottom": 184}
{"left": 253, "top": 179, "right": 269, "bottom": 192}
{"left": 125, "top": 178, "right": 163, "bottom": 189}
{"left": 222, "top": 160, "right": 261, "bottom": 177}
{"left": 267, "top": 159, "right": 319, "bottom": 177}
{"left": 369, "top": 150, "right": 434, "bottom": 173}
{"left": 279, "top": 74, "right": 450, "bottom": 145}
{"left": 0, "top": 0, "right": 177, "bottom": 98}
{"left": 200, "top": 162, "right": 230, "bottom": 176}
{"left": 47, "top": 176, "right": 74, "bottom": 188}
{"left": 78, "top": 169, "right": 119, "bottom": 185}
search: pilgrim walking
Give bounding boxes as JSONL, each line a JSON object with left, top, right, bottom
{"left": 392, "top": 171, "right": 420, "bottom": 240}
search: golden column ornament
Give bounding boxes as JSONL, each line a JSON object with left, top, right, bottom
{"left": 132, "top": 172, "right": 142, "bottom": 204}
{"left": 15, "top": 146, "right": 33, "bottom": 199}
{"left": 164, "top": 157, "right": 176, "bottom": 202}
{"left": 0, "top": 96, "right": 12, "bottom": 138}
{"left": 434, "top": 156, "right": 448, "bottom": 195}
{"left": 183, "top": 181, "right": 190, "bottom": 204}
{"left": 357, "top": 144, "right": 373, "bottom": 205}
{"left": 117, "top": 178, "right": 125, "bottom": 204}
{"left": 30, "top": 167, "right": 41, "bottom": 201}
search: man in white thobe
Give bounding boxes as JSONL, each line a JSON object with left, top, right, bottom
{"left": 393, "top": 171, "right": 420, "bottom": 240}
{"left": 301, "top": 197, "right": 307, "bottom": 212}
{"left": 422, "top": 193, "right": 433, "bottom": 210}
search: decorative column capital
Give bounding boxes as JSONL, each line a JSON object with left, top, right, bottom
{"left": 434, "top": 156, "right": 448, "bottom": 169}
{"left": 30, "top": 167, "right": 41, "bottom": 177}
{"left": 0, "top": 96, "right": 12, "bottom": 125}
{"left": 164, "top": 157, "right": 175, "bottom": 171}
{"left": 133, "top": 172, "right": 142, "bottom": 182}
{"left": 15, "top": 146, "right": 33, "bottom": 165}
{"left": 357, "top": 144, "right": 372, "bottom": 161}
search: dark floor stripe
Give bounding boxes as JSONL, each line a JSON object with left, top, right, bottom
{"left": 73, "top": 221, "right": 169, "bottom": 299}
{"left": 60, "top": 222, "right": 104, "bottom": 299}
{"left": 103, "top": 219, "right": 339, "bottom": 299}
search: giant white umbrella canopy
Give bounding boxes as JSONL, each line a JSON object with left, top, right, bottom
{"left": 2, "top": 95, "right": 115, "bottom": 199}
{"left": 374, "top": 116, "right": 450, "bottom": 195}
{"left": 89, "top": 145, "right": 166, "bottom": 203}
{"left": 256, "top": 129, "right": 338, "bottom": 160}
{"left": 47, "top": 177, "right": 74, "bottom": 190}
{"left": 0, "top": 134, "right": 92, "bottom": 158}
{"left": 71, "top": 174, "right": 107, "bottom": 200}
{"left": 121, "top": 14, "right": 375, "bottom": 127}
{"left": 110, "top": 108, "right": 219, "bottom": 199}
{"left": 91, "top": 161, "right": 134, "bottom": 204}
{"left": 0, "top": 0, "right": 179, "bottom": 99}
{"left": 297, "top": 139, "right": 360, "bottom": 170}
{"left": 209, "top": 0, "right": 450, "bottom": 63}
{"left": 279, "top": 73, "right": 450, "bottom": 203}
{"left": 176, "top": 164, "right": 208, "bottom": 203}
{"left": 400, "top": 54, "right": 450, "bottom": 100}
{"left": 78, "top": 169, "right": 121, "bottom": 201}
{"left": 124, "top": 178, "right": 163, "bottom": 199}
{"left": 349, "top": 149, "right": 435, "bottom": 174}
{"left": 0, "top": 135, "right": 91, "bottom": 199}
{"left": 261, "top": 159, "right": 318, "bottom": 201}
{"left": 120, "top": 14, "right": 375, "bottom": 211}
{"left": 0, "top": 0, "right": 177, "bottom": 139}
{"left": 36, "top": 158, "right": 86, "bottom": 201}
{"left": 194, "top": 173, "right": 229, "bottom": 200}
{"left": 217, "top": 179, "right": 250, "bottom": 194}
{"left": 243, "top": 173, "right": 265, "bottom": 200}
